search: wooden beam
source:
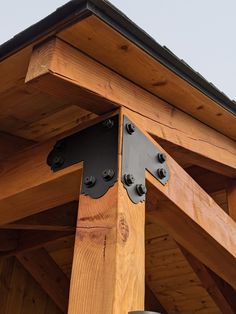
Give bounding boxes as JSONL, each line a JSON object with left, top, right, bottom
{"left": 1, "top": 202, "right": 77, "bottom": 231}
{"left": 25, "top": 38, "right": 236, "bottom": 177}
{"left": 0, "top": 136, "right": 82, "bottom": 224}
{"left": 227, "top": 179, "right": 236, "bottom": 221}
{"left": 68, "top": 181, "right": 145, "bottom": 314}
{"left": 58, "top": 15, "right": 236, "bottom": 140}
{"left": 121, "top": 110, "right": 236, "bottom": 289}
{"left": 0, "top": 131, "right": 34, "bottom": 161}
{"left": 180, "top": 246, "right": 236, "bottom": 314}
{"left": 0, "top": 112, "right": 116, "bottom": 225}
{"left": 17, "top": 248, "right": 70, "bottom": 313}
{"left": 0, "top": 230, "right": 73, "bottom": 258}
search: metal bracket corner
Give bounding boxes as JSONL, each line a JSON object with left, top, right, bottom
{"left": 47, "top": 115, "right": 119, "bottom": 199}
{"left": 121, "top": 115, "right": 170, "bottom": 204}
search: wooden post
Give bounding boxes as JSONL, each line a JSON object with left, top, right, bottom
{"left": 68, "top": 183, "right": 145, "bottom": 313}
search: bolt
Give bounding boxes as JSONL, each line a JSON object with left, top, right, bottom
{"left": 157, "top": 153, "right": 166, "bottom": 163}
{"left": 102, "top": 169, "right": 115, "bottom": 181}
{"left": 157, "top": 168, "right": 167, "bottom": 179}
{"left": 124, "top": 173, "right": 135, "bottom": 186}
{"left": 103, "top": 119, "right": 114, "bottom": 129}
{"left": 52, "top": 155, "right": 64, "bottom": 168}
{"left": 136, "top": 184, "right": 147, "bottom": 196}
{"left": 126, "top": 123, "right": 136, "bottom": 134}
{"left": 84, "top": 176, "right": 96, "bottom": 187}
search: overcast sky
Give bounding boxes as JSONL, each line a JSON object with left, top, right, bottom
{"left": 0, "top": 0, "right": 235, "bottom": 100}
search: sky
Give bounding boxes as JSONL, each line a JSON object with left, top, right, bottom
{"left": 0, "top": 0, "right": 235, "bottom": 100}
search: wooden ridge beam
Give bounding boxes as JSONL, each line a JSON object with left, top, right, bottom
{"left": 25, "top": 37, "right": 236, "bottom": 177}
{"left": 17, "top": 248, "right": 70, "bottom": 313}
{"left": 180, "top": 246, "right": 236, "bottom": 314}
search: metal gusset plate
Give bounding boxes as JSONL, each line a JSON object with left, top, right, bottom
{"left": 122, "top": 116, "right": 170, "bottom": 203}
{"left": 47, "top": 115, "right": 119, "bottom": 199}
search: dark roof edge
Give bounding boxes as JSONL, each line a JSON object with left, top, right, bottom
{"left": 0, "top": 0, "right": 235, "bottom": 116}
{"left": 0, "top": 1, "right": 90, "bottom": 61}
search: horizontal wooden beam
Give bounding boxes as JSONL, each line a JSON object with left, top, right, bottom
{"left": 25, "top": 38, "right": 236, "bottom": 177}
{"left": 0, "top": 133, "right": 83, "bottom": 225}
{"left": 180, "top": 246, "right": 236, "bottom": 314}
{"left": 17, "top": 248, "right": 70, "bottom": 313}
{"left": 0, "top": 112, "right": 117, "bottom": 225}
{"left": 58, "top": 15, "right": 236, "bottom": 140}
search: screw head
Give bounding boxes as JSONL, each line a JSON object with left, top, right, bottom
{"left": 157, "top": 153, "right": 166, "bottom": 163}
{"left": 102, "top": 169, "right": 115, "bottom": 181}
{"left": 157, "top": 168, "right": 167, "bottom": 179}
{"left": 84, "top": 176, "right": 96, "bottom": 187}
{"left": 124, "top": 173, "right": 135, "bottom": 186}
{"left": 52, "top": 155, "right": 64, "bottom": 168}
{"left": 103, "top": 119, "right": 114, "bottom": 129}
{"left": 136, "top": 184, "right": 147, "bottom": 196}
{"left": 126, "top": 123, "right": 136, "bottom": 134}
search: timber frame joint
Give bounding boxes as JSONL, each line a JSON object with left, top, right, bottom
{"left": 47, "top": 114, "right": 170, "bottom": 202}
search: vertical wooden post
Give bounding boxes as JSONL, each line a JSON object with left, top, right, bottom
{"left": 227, "top": 179, "right": 236, "bottom": 222}
{"left": 68, "top": 179, "right": 145, "bottom": 313}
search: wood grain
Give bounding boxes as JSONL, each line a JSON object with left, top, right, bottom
{"left": 68, "top": 182, "right": 145, "bottom": 314}
{"left": 58, "top": 15, "right": 236, "bottom": 140}
{"left": 180, "top": 246, "right": 236, "bottom": 314}
{"left": 17, "top": 248, "right": 70, "bottom": 313}
{"left": 25, "top": 38, "right": 236, "bottom": 177}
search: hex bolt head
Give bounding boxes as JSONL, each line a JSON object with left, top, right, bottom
{"left": 157, "top": 168, "right": 167, "bottom": 179}
{"left": 126, "top": 123, "right": 136, "bottom": 134}
{"left": 84, "top": 176, "right": 96, "bottom": 187}
{"left": 136, "top": 184, "right": 147, "bottom": 196}
{"left": 102, "top": 169, "right": 115, "bottom": 181}
{"left": 52, "top": 155, "right": 64, "bottom": 168}
{"left": 102, "top": 119, "right": 114, "bottom": 129}
{"left": 157, "top": 152, "right": 166, "bottom": 163}
{"left": 124, "top": 173, "right": 135, "bottom": 186}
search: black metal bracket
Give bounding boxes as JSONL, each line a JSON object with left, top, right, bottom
{"left": 47, "top": 115, "right": 119, "bottom": 199}
{"left": 122, "top": 116, "right": 170, "bottom": 204}
{"left": 47, "top": 114, "right": 169, "bottom": 202}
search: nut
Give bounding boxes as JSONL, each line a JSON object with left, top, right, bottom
{"left": 84, "top": 176, "right": 96, "bottom": 187}
{"left": 102, "top": 169, "right": 115, "bottom": 181}
{"left": 157, "top": 168, "right": 167, "bottom": 179}
{"left": 124, "top": 173, "right": 135, "bottom": 186}
{"left": 136, "top": 184, "right": 147, "bottom": 196}
{"left": 126, "top": 123, "right": 136, "bottom": 134}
